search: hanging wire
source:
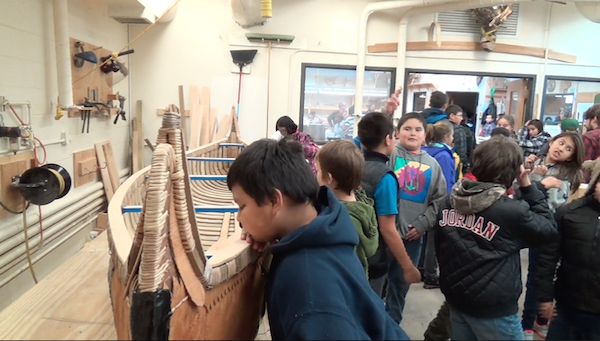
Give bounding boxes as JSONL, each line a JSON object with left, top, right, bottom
{"left": 0, "top": 198, "right": 30, "bottom": 214}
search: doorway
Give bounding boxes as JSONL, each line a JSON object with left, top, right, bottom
{"left": 403, "top": 70, "right": 536, "bottom": 137}
{"left": 413, "top": 92, "right": 426, "bottom": 112}
{"left": 447, "top": 91, "right": 479, "bottom": 128}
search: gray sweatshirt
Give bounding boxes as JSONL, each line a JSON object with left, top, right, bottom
{"left": 390, "top": 144, "right": 448, "bottom": 237}
{"left": 528, "top": 158, "right": 571, "bottom": 213}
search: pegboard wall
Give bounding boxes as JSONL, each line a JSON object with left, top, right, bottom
{"left": 69, "top": 38, "right": 120, "bottom": 118}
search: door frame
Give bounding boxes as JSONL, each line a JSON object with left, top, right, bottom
{"left": 540, "top": 75, "right": 600, "bottom": 122}
{"left": 402, "top": 68, "right": 537, "bottom": 123}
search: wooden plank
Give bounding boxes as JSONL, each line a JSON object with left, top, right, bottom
{"left": 216, "top": 112, "right": 232, "bottom": 141}
{"left": 157, "top": 108, "right": 190, "bottom": 116}
{"left": 96, "top": 212, "right": 108, "bottom": 234}
{"left": 367, "top": 41, "right": 577, "bottom": 63}
{"left": 101, "top": 142, "right": 120, "bottom": 193}
{"left": 132, "top": 100, "right": 143, "bottom": 173}
{"left": 94, "top": 142, "right": 114, "bottom": 201}
{"left": 0, "top": 233, "right": 117, "bottom": 340}
{"left": 178, "top": 85, "right": 188, "bottom": 147}
{"left": 0, "top": 151, "right": 34, "bottom": 218}
{"left": 73, "top": 148, "right": 98, "bottom": 188}
{"left": 209, "top": 108, "right": 217, "bottom": 143}
{"left": 188, "top": 85, "right": 202, "bottom": 149}
{"left": 200, "top": 87, "right": 211, "bottom": 146}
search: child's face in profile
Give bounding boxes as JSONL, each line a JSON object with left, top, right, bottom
{"left": 315, "top": 161, "right": 330, "bottom": 187}
{"left": 397, "top": 118, "right": 425, "bottom": 152}
{"left": 547, "top": 136, "right": 575, "bottom": 163}
{"left": 231, "top": 184, "right": 278, "bottom": 243}
{"left": 486, "top": 115, "right": 494, "bottom": 123}
{"left": 527, "top": 125, "right": 540, "bottom": 137}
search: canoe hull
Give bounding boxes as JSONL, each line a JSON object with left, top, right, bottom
{"left": 108, "top": 248, "right": 267, "bottom": 340}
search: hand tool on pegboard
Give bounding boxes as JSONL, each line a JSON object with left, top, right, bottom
{"left": 113, "top": 92, "right": 127, "bottom": 124}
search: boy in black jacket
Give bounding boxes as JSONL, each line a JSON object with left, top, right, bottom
{"left": 535, "top": 163, "right": 600, "bottom": 340}
{"left": 432, "top": 136, "right": 557, "bottom": 340}
{"left": 357, "top": 112, "right": 420, "bottom": 296}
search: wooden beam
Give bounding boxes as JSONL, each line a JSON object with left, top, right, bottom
{"left": 188, "top": 85, "right": 202, "bottom": 149}
{"left": 178, "top": 85, "right": 188, "bottom": 147}
{"left": 199, "top": 87, "right": 211, "bottom": 146}
{"left": 368, "top": 41, "right": 577, "bottom": 64}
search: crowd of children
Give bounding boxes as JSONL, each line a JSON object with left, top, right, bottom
{"left": 229, "top": 92, "right": 600, "bottom": 340}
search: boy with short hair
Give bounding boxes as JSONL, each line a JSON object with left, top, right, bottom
{"left": 357, "top": 112, "right": 421, "bottom": 296}
{"left": 422, "top": 91, "right": 449, "bottom": 124}
{"left": 480, "top": 114, "right": 496, "bottom": 137}
{"left": 227, "top": 138, "right": 409, "bottom": 340}
{"left": 315, "top": 140, "right": 378, "bottom": 277}
{"left": 446, "top": 104, "right": 469, "bottom": 175}
{"left": 432, "top": 136, "right": 558, "bottom": 340}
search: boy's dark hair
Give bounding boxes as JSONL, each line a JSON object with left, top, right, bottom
{"left": 358, "top": 112, "right": 394, "bottom": 151}
{"left": 527, "top": 119, "right": 544, "bottom": 134}
{"left": 316, "top": 140, "right": 364, "bottom": 195}
{"left": 275, "top": 116, "right": 298, "bottom": 134}
{"left": 471, "top": 136, "right": 523, "bottom": 188}
{"left": 584, "top": 103, "right": 600, "bottom": 121}
{"left": 430, "top": 91, "right": 448, "bottom": 109}
{"left": 491, "top": 127, "right": 511, "bottom": 137}
{"left": 446, "top": 104, "right": 463, "bottom": 116}
{"left": 397, "top": 112, "right": 427, "bottom": 131}
{"left": 227, "top": 138, "right": 319, "bottom": 206}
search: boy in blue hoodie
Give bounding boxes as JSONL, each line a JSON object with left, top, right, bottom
{"left": 227, "top": 138, "right": 409, "bottom": 340}
{"left": 421, "top": 91, "right": 448, "bottom": 124}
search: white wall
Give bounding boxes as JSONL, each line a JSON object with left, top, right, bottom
{"left": 0, "top": 0, "right": 129, "bottom": 309}
{"left": 129, "top": 0, "right": 400, "bottom": 156}
{"left": 130, "top": 0, "right": 600, "bottom": 159}
{"left": 404, "top": 2, "right": 600, "bottom": 117}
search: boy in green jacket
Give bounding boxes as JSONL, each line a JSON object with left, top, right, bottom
{"left": 316, "top": 140, "right": 378, "bottom": 276}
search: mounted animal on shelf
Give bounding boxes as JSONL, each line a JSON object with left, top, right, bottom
{"left": 472, "top": 5, "right": 514, "bottom": 52}
{"left": 366, "top": 17, "right": 577, "bottom": 64}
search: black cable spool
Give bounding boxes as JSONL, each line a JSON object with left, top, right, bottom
{"left": 12, "top": 164, "right": 72, "bottom": 205}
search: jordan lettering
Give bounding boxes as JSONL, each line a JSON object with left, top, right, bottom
{"left": 438, "top": 209, "right": 501, "bottom": 241}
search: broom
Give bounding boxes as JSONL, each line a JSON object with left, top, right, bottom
{"left": 230, "top": 50, "right": 258, "bottom": 118}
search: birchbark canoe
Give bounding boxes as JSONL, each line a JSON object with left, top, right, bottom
{"left": 107, "top": 105, "right": 268, "bottom": 340}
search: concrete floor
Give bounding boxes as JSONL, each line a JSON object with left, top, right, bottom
{"left": 402, "top": 248, "right": 540, "bottom": 340}
{"left": 256, "top": 249, "right": 540, "bottom": 340}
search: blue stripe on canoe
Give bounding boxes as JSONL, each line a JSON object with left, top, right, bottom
{"left": 187, "top": 157, "right": 235, "bottom": 162}
{"left": 189, "top": 175, "right": 227, "bottom": 181}
{"left": 220, "top": 143, "right": 245, "bottom": 147}
{"left": 122, "top": 206, "right": 238, "bottom": 213}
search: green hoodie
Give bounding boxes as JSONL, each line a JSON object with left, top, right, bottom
{"left": 340, "top": 188, "right": 379, "bottom": 278}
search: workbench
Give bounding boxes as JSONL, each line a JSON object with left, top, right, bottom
{"left": 0, "top": 232, "right": 271, "bottom": 340}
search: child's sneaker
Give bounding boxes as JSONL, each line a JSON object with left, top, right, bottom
{"left": 533, "top": 320, "right": 549, "bottom": 339}
{"left": 423, "top": 276, "right": 440, "bottom": 289}
{"left": 523, "top": 329, "right": 534, "bottom": 341}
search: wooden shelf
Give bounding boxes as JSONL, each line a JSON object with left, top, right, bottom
{"left": 408, "top": 83, "right": 436, "bottom": 89}
{"left": 304, "top": 106, "right": 339, "bottom": 111}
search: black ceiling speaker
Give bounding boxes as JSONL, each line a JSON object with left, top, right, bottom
{"left": 12, "top": 164, "right": 72, "bottom": 205}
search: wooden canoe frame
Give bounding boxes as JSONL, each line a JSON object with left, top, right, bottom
{"left": 107, "top": 106, "right": 269, "bottom": 340}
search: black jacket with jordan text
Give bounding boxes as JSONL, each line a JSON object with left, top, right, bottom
{"left": 433, "top": 179, "right": 557, "bottom": 318}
